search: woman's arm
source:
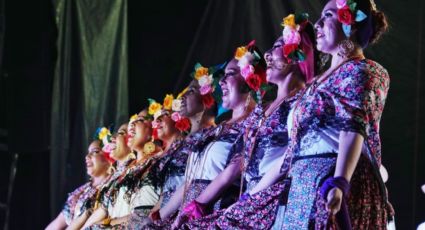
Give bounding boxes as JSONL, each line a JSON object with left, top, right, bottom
{"left": 195, "top": 157, "right": 242, "bottom": 203}
{"left": 81, "top": 208, "right": 107, "bottom": 229}
{"left": 158, "top": 184, "right": 185, "bottom": 219}
{"left": 65, "top": 211, "right": 90, "bottom": 230}
{"left": 326, "top": 131, "right": 363, "bottom": 214}
{"left": 45, "top": 212, "right": 67, "bottom": 230}
{"left": 248, "top": 153, "right": 287, "bottom": 195}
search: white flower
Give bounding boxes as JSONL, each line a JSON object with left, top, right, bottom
{"left": 237, "top": 52, "right": 254, "bottom": 69}
{"left": 198, "top": 74, "right": 213, "bottom": 87}
{"left": 172, "top": 99, "right": 182, "bottom": 112}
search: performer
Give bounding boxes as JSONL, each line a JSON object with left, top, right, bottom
{"left": 249, "top": 0, "right": 393, "bottom": 228}
{"left": 81, "top": 121, "right": 145, "bottom": 229}
{"left": 127, "top": 70, "right": 218, "bottom": 229}
{"left": 145, "top": 49, "right": 265, "bottom": 229}
{"left": 180, "top": 13, "right": 317, "bottom": 230}
{"left": 46, "top": 139, "right": 112, "bottom": 230}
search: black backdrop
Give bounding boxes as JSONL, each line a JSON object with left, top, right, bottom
{"left": 0, "top": 0, "right": 424, "bottom": 229}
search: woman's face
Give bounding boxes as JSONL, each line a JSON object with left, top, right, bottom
{"left": 155, "top": 114, "right": 178, "bottom": 141}
{"left": 180, "top": 81, "right": 204, "bottom": 117}
{"left": 132, "top": 110, "right": 153, "bottom": 148}
{"left": 264, "top": 36, "right": 293, "bottom": 83}
{"left": 110, "top": 124, "right": 131, "bottom": 161}
{"left": 85, "top": 141, "right": 110, "bottom": 177}
{"left": 314, "top": 0, "right": 346, "bottom": 54}
{"left": 220, "top": 59, "right": 247, "bottom": 110}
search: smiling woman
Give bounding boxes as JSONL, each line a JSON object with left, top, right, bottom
{"left": 45, "top": 140, "right": 112, "bottom": 230}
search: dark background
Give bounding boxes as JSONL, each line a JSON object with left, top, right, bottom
{"left": 0, "top": 0, "right": 424, "bottom": 229}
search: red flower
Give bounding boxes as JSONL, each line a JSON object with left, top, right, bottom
{"left": 152, "top": 128, "right": 159, "bottom": 140}
{"left": 246, "top": 74, "right": 262, "bottom": 91}
{"left": 283, "top": 44, "right": 298, "bottom": 57}
{"left": 337, "top": 6, "right": 353, "bottom": 25}
{"left": 103, "top": 152, "right": 115, "bottom": 164}
{"left": 201, "top": 93, "right": 215, "bottom": 109}
{"left": 175, "top": 117, "right": 191, "bottom": 132}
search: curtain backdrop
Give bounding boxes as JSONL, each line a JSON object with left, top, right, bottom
{"left": 50, "top": 0, "right": 129, "bottom": 215}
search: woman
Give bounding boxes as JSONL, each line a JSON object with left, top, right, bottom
{"left": 81, "top": 122, "right": 140, "bottom": 229}
{"left": 249, "top": 0, "right": 393, "bottom": 228}
{"left": 127, "top": 79, "right": 218, "bottom": 229}
{"left": 46, "top": 140, "right": 111, "bottom": 230}
{"left": 180, "top": 14, "right": 317, "bottom": 230}
{"left": 145, "top": 49, "right": 264, "bottom": 229}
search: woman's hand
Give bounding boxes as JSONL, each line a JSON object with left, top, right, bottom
{"left": 171, "top": 213, "right": 188, "bottom": 230}
{"left": 326, "top": 187, "right": 343, "bottom": 215}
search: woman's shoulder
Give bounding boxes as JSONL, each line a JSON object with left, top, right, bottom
{"left": 342, "top": 59, "right": 389, "bottom": 79}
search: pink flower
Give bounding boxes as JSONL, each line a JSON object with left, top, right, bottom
{"left": 283, "top": 27, "right": 301, "bottom": 45}
{"left": 171, "top": 112, "right": 182, "bottom": 122}
{"left": 200, "top": 85, "right": 212, "bottom": 95}
{"left": 240, "top": 65, "right": 255, "bottom": 79}
{"left": 102, "top": 143, "right": 116, "bottom": 154}
{"left": 152, "top": 120, "right": 160, "bottom": 128}
{"left": 237, "top": 52, "right": 254, "bottom": 69}
{"left": 336, "top": 0, "right": 347, "bottom": 9}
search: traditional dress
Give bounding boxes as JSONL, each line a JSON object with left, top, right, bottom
{"left": 281, "top": 59, "right": 392, "bottom": 229}
{"left": 87, "top": 156, "right": 159, "bottom": 230}
{"left": 126, "top": 138, "right": 191, "bottom": 229}
{"left": 145, "top": 122, "right": 244, "bottom": 229}
{"left": 183, "top": 97, "right": 296, "bottom": 230}
{"left": 62, "top": 181, "right": 104, "bottom": 225}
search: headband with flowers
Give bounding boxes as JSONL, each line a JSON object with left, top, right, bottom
{"left": 94, "top": 126, "right": 115, "bottom": 163}
{"left": 191, "top": 63, "right": 221, "bottom": 109}
{"left": 281, "top": 13, "right": 310, "bottom": 63}
{"left": 234, "top": 40, "right": 267, "bottom": 97}
{"left": 149, "top": 96, "right": 192, "bottom": 134}
{"left": 336, "top": 0, "right": 367, "bottom": 37}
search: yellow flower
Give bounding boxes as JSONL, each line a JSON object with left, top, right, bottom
{"left": 194, "top": 66, "right": 209, "bottom": 80}
{"left": 282, "top": 14, "right": 296, "bottom": 28}
{"left": 129, "top": 114, "right": 138, "bottom": 123}
{"left": 98, "top": 127, "right": 110, "bottom": 140}
{"left": 163, "top": 94, "right": 174, "bottom": 110}
{"left": 234, "top": 46, "right": 248, "bottom": 60}
{"left": 143, "top": 142, "right": 156, "bottom": 155}
{"left": 148, "top": 102, "right": 162, "bottom": 115}
{"left": 177, "top": 87, "right": 189, "bottom": 99}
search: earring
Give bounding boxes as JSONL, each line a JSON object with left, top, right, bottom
{"left": 337, "top": 39, "right": 355, "bottom": 58}
{"left": 244, "top": 93, "right": 252, "bottom": 112}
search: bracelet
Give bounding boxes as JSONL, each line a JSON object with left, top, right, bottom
{"left": 239, "top": 193, "right": 251, "bottom": 202}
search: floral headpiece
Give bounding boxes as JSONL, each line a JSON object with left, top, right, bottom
{"left": 94, "top": 127, "right": 115, "bottom": 163}
{"left": 191, "top": 63, "right": 220, "bottom": 109}
{"left": 150, "top": 95, "right": 192, "bottom": 134}
{"left": 281, "top": 13, "right": 310, "bottom": 63}
{"left": 336, "top": 0, "right": 367, "bottom": 37}
{"left": 234, "top": 40, "right": 266, "bottom": 92}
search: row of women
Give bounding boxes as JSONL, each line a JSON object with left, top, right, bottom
{"left": 46, "top": 0, "right": 395, "bottom": 229}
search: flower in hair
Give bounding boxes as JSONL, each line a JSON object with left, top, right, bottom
{"left": 163, "top": 94, "right": 174, "bottom": 110}
{"left": 148, "top": 99, "right": 162, "bottom": 116}
{"left": 281, "top": 13, "right": 309, "bottom": 63}
{"left": 336, "top": 0, "right": 367, "bottom": 37}
{"left": 171, "top": 112, "right": 191, "bottom": 133}
{"left": 192, "top": 63, "right": 218, "bottom": 109}
{"left": 233, "top": 40, "right": 265, "bottom": 92}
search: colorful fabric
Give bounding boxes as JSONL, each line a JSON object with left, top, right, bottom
{"left": 281, "top": 59, "right": 391, "bottom": 229}
{"left": 62, "top": 182, "right": 98, "bottom": 225}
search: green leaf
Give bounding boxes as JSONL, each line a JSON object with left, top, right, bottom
{"left": 194, "top": 62, "right": 202, "bottom": 70}
{"left": 295, "top": 12, "right": 309, "bottom": 24}
{"left": 349, "top": 2, "right": 357, "bottom": 12}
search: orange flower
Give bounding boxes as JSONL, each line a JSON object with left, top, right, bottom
{"left": 234, "top": 46, "right": 248, "bottom": 60}
{"left": 194, "top": 66, "right": 209, "bottom": 80}
{"left": 163, "top": 94, "right": 174, "bottom": 110}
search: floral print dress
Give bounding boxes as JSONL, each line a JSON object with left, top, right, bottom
{"left": 281, "top": 59, "right": 392, "bottom": 229}
{"left": 182, "top": 97, "right": 297, "bottom": 230}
